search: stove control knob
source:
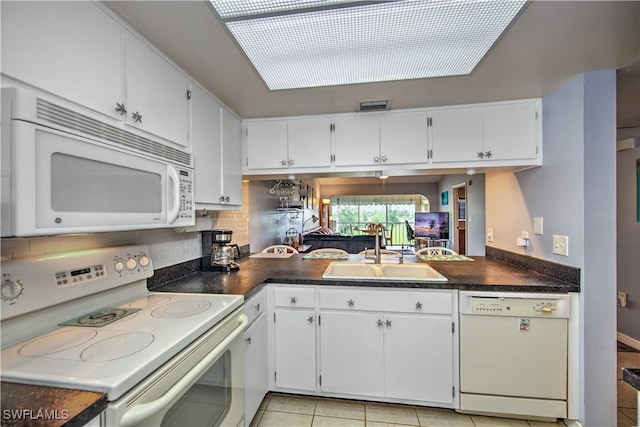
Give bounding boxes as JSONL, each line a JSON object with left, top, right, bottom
{"left": 139, "top": 255, "right": 150, "bottom": 268}
{"left": 126, "top": 257, "right": 137, "bottom": 270}
{"left": 114, "top": 260, "right": 125, "bottom": 273}
{"left": 1, "top": 280, "right": 24, "bottom": 301}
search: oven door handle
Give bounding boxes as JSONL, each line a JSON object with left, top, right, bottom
{"left": 119, "top": 314, "right": 249, "bottom": 427}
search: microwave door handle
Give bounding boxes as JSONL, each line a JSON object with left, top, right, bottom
{"left": 167, "top": 166, "right": 181, "bottom": 224}
{"left": 119, "top": 314, "right": 249, "bottom": 427}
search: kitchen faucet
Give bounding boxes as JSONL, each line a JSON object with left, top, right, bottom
{"left": 374, "top": 223, "right": 382, "bottom": 264}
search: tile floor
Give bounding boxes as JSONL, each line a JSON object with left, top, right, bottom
{"left": 249, "top": 344, "right": 640, "bottom": 427}
{"left": 617, "top": 344, "right": 640, "bottom": 427}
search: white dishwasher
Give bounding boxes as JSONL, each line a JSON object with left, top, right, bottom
{"left": 458, "top": 291, "right": 570, "bottom": 422}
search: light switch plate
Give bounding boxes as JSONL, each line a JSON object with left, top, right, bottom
{"left": 534, "top": 217, "right": 543, "bottom": 235}
{"left": 487, "top": 228, "right": 494, "bottom": 242}
{"left": 553, "top": 235, "right": 569, "bottom": 256}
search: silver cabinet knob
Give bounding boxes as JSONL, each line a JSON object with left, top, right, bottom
{"left": 374, "top": 156, "right": 380, "bottom": 163}
{"left": 377, "top": 319, "right": 384, "bottom": 327}
{"left": 255, "top": 303, "right": 261, "bottom": 312}
{"left": 288, "top": 159, "right": 294, "bottom": 166}
{"left": 477, "top": 152, "right": 485, "bottom": 158}
{"left": 385, "top": 320, "right": 392, "bottom": 327}
{"left": 225, "top": 196, "right": 230, "bottom": 202}
{"left": 290, "top": 297, "right": 297, "bottom": 304}
{"left": 219, "top": 196, "right": 226, "bottom": 203}
{"left": 307, "top": 315, "right": 314, "bottom": 323}
{"left": 245, "top": 336, "right": 252, "bottom": 344}
{"left": 281, "top": 160, "right": 287, "bottom": 166}
{"left": 485, "top": 150, "right": 492, "bottom": 158}
{"left": 380, "top": 155, "right": 388, "bottom": 163}
{"left": 415, "top": 302, "right": 423, "bottom": 310}
{"left": 131, "top": 111, "right": 142, "bottom": 123}
{"left": 115, "top": 102, "right": 127, "bottom": 116}
{"left": 347, "top": 299, "right": 355, "bottom": 307}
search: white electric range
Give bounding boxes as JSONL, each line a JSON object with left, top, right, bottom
{"left": 1, "top": 245, "right": 247, "bottom": 426}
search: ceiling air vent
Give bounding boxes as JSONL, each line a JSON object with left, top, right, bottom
{"left": 357, "top": 99, "right": 392, "bottom": 112}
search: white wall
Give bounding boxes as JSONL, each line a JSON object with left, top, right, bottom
{"left": 616, "top": 131, "right": 640, "bottom": 341}
{"left": 485, "top": 70, "right": 617, "bottom": 426}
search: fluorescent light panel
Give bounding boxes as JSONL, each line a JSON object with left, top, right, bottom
{"left": 209, "top": 0, "right": 526, "bottom": 90}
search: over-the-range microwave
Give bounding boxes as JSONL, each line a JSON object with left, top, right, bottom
{"left": 1, "top": 87, "right": 195, "bottom": 237}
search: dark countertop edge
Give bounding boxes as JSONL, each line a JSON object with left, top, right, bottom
{"left": 622, "top": 368, "right": 640, "bottom": 391}
{"left": 0, "top": 382, "right": 108, "bottom": 427}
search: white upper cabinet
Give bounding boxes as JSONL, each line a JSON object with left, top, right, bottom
{"left": 431, "top": 100, "right": 540, "bottom": 165}
{"left": 287, "top": 117, "right": 332, "bottom": 168}
{"left": 245, "top": 120, "right": 288, "bottom": 169}
{"left": 245, "top": 117, "right": 332, "bottom": 170}
{"left": 482, "top": 101, "right": 538, "bottom": 161}
{"left": 125, "top": 34, "right": 190, "bottom": 148}
{"left": 190, "top": 85, "right": 222, "bottom": 205}
{"left": 379, "top": 111, "right": 430, "bottom": 165}
{"left": 221, "top": 109, "right": 243, "bottom": 206}
{"left": 191, "top": 86, "right": 243, "bottom": 208}
{"left": 332, "top": 115, "right": 380, "bottom": 167}
{"left": 430, "top": 107, "right": 484, "bottom": 163}
{"left": 2, "top": 2, "right": 123, "bottom": 121}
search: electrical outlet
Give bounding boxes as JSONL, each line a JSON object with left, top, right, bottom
{"left": 521, "top": 231, "right": 529, "bottom": 239}
{"left": 487, "top": 228, "right": 494, "bottom": 242}
{"left": 552, "top": 235, "right": 569, "bottom": 256}
{"left": 618, "top": 292, "right": 628, "bottom": 308}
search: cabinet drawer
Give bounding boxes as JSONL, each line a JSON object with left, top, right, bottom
{"left": 320, "top": 288, "right": 453, "bottom": 315}
{"left": 274, "top": 286, "right": 316, "bottom": 308}
{"left": 244, "top": 288, "right": 266, "bottom": 324}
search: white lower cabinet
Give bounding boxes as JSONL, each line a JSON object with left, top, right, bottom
{"left": 244, "top": 290, "right": 268, "bottom": 426}
{"left": 267, "top": 284, "right": 458, "bottom": 408}
{"left": 270, "top": 286, "right": 317, "bottom": 392}
{"left": 319, "top": 288, "right": 457, "bottom": 406}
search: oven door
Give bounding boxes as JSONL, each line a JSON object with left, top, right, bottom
{"left": 107, "top": 310, "right": 248, "bottom": 427}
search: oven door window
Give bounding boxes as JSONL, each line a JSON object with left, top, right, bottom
{"left": 161, "top": 350, "right": 232, "bottom": 427}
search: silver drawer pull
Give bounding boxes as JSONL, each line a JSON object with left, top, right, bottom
{"left": 377, "top": 319, "right": 384, "bottom": 327}
{"left": 415, "top": 302, "right": 423, "bottom": 310}
{"left": 245, "top": 337, "right": 252, "bottom": 344}
{"left": 347, "top": 299, "right": 355, "bottom": 307}
{"left": 290, "top": 297, "right": 297, "bottom": 304}
{"left": 307, "top": 315, "right": 314, "bottom": 323}
{"left": 385, "top": 320, "right": 392, "bottom": 327}
{"left": 255, "top": 303, "right": 261, "bottom": 312}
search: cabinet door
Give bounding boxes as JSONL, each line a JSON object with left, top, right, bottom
{"left": 430, "top": 108, "right": 483, "bottom": 163}
{"left": 384, "top": 314, "right": 454, "bottom": 404}
{"left": 2, "top": 2, "right": 122, "bottom": 120}
{"left": 125, "top": 33, "right": 190, "bottom": 147}
{"left": 245, "top": 120, "right": 288, "bottom": 169}
{"left": 244, "top": 313, "right": 268, "bottom": 426}
{"left": 379, "top": 112, "right": 429, "bottom": 165}
{"left": 287, "top": 118, "right": 332, "bottom": 168}
{"left": 221, "top": 109, "right": 243, "bottom": 205}
{"left": 320, "top": 311, "right": 384, "bottom": 397}
{"left": 482, "top": 102, "right": 538, "bottom": 161}
{"left": 274, "top": 309, "right": 316, "bottom": 391}
{"left": 190, "top": 85, "right": 222, "bottom": 205}
{"left": 332, "top": 115, "right": 380, "bottom": 167}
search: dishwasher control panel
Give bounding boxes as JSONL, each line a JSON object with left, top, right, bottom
{"left": 464, "top": 295, "right": 570, "bottom": 318}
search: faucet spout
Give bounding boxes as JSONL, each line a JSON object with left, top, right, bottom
{"left": 374, "top": 223, "right": 383, "bottom": 264}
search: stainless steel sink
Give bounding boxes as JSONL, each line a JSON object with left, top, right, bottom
{"left": 322, "top": 262, "right": 447, "bottom": 282}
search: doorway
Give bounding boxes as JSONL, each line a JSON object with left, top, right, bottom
{"left": 452, "top": 183, "right": 467, "bottom": 255}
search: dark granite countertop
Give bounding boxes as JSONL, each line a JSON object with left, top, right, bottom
{"left": 623, "top": 368, "right": 640, "bottom": 391}
{"left": 0, "top": 382, "right": 107, "bottom": 427}
{"left": 149, "top": 253, "right": 580, "bottom": 299}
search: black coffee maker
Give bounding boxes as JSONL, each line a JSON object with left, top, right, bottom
{"left": 210, "top": 230, "right": 240, "bottom": 272}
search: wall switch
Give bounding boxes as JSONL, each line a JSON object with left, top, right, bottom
{"left": 534, "top": 217, "right": 543, "bottom": 235}
{"left": 618, "top": 291, "right": 628, "bottom": 308}
{"left": 516, "top": 237, "right": 529, "bottom": 247}
{"left": 521, "top": 231, "right": 529, "bottom": 239}
{"left": 553, "top": 235, "right": 569, "bottom": 256}
{"left": 487, "top": 228, "right": 494, "bottom": 242}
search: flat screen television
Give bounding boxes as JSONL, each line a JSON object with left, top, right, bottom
{"left": 414, "top": 212, "right": 449, "bottom": 240}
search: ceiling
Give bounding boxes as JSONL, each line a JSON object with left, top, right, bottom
{"left": 104, "top": 1, "right": 640, "bottom": 187}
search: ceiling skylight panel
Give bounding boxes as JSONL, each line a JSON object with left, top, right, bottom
{"left": 210, "top": 0, "right": 527, "bottom": 90}
{"left": 209, "top": 0, "right": 359, "bottom": 20}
